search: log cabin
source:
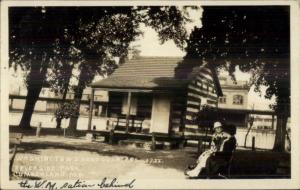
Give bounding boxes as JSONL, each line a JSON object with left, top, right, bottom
{"left": 87, "top": 57, "right": 223, "bottom": 143}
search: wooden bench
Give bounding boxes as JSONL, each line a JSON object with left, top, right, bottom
{"left": 9, "top": 133, "right": 23, "bottom": 176}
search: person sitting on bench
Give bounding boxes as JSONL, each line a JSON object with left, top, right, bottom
{"left": 185, "top": 121, "right": 232, "bottom": 178}
{"left": 205, "top": 124, "right": 237, "bottom": 178}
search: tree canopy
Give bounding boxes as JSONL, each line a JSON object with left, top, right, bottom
{"left": 186, "top": 6, "right": 289, "bottom": 104}
{"left": 185, "top": 6, "right": 290, "bottom": 151}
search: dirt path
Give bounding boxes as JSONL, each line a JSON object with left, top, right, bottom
{"left": 11, "top": 135, "right": 187, "bottom": 180}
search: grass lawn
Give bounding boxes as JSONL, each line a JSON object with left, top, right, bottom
{"left": 9, "top": 126, "right": 290, "bottom": 180}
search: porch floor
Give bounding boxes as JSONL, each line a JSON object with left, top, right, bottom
{"left": 87, "top": 130, "right": 185, "bottom": 142}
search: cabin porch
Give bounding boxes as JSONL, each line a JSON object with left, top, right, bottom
{"left": 87, "top": 88, "right": 187, "bottom": 141}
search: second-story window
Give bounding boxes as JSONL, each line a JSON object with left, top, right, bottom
{"left": 233, "top": 95, "right": 243, "bottom": 105}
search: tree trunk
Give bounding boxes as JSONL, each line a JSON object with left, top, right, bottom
{"left": 19, "top": 86, "right": 42, "bottom": 129}
{"left": 55, "top": 63, "right": 74, "bottom": 129}
{"left": 55, "top": 118, "right": 62, "bottom": 129}
{"left": 18, "top": 49, "right": 48, "bottom": 129}
{"left": 273, "top": 113, "right": 288, "bottom": 152}
{"left": 66, "top": 59, "right": 98, "bottom": 135}
{"left": 55, "top": 83, "right": 70, "bottom": 129}
{"left": 67, "top": 83, "right": 84, "bottom": 136}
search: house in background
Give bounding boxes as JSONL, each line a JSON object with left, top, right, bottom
{"left": 88, "top": 56, "right": 222, "bottom": 139}
{"left": 217, "top": 76, "right": 251, "bottom": 128}
{"left": 215, "top": 76, "right": 286, "bottom": 131}
{"left": 9, "top": 86, "right": 108, "bottom": 115}
{"left": 215, "top": 76, "right": 290, "bottom": 150}
{"left": 218, "top": 76, "right": 249, "bottom": 110}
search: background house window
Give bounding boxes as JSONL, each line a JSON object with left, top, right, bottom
{"left": 219, "top": 96, "right": 226, "bottom": 104}
{"left": 233, "top": 95, "right": 243, "bottom": 105}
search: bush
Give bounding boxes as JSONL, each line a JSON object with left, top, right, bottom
{"left": 54, "top": 101, "right": 79, "bottom": 120}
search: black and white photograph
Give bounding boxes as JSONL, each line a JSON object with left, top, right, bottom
{"left": 1, "top": 0, "right": 300, "bottom": 189}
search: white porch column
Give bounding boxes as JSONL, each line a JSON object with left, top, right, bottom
{"left": 125, "top": 92, "right": 132, "bottom": 134}
{"left": 88, "top": 88, "right": 95, "bottom": 131}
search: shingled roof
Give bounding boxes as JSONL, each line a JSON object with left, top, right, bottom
{"left": 90, "top": 56, "right": 222, "bottom": 94}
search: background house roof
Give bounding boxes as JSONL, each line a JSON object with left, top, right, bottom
{"left": 91, "top": 56, "right": 222, "bottom": 94}
{"left": 219, "top": 76, "right": 251, "bottom": 92}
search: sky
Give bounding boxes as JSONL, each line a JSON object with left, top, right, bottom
{"left": 131, "top": 7, "right": 203, "bottom": 57}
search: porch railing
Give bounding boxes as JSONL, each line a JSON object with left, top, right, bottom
{"left": 108, "top": 115, "right": 146, "bottom": 133}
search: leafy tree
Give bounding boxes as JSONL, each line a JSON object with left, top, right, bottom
{"left": 9, "top": 7, "right": 78, "bottom": 129}
{"left": 9, "top": 6, "right": 196, "bottom": 131}
{"left": 185, "top": 6, "right": 290, "bottom": 151}
{"left": 54, "top": 101, "right": 79, "bottom": 136}
{"left": 54, "top": 101, "right": 79, "bottom": 121}
{"left": 47, "top": 32, "right": 81, "bottom": 129}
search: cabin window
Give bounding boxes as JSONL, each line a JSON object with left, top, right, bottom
{"left": 107, "top": 92, "right": 123, "bottom": 116}
{"left": 219, "top": 96, "right": 226, "bottom": 104}
{"left": 137, "top": 93, "right": 153, "bottom": 119}
{"left": 233, "top": 95, "right": 243, "bottom": 105}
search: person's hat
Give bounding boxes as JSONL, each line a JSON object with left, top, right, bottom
{"left": 213, "top": 121, "right": 222, "bottom": 129}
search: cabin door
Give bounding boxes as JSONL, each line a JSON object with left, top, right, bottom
{"left": 150, "top": 94, "right": 171, "bottom": 134}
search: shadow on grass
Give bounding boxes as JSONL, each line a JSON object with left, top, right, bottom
{"left": 9, "top": 125, "right": 86, "bottom": 138}
{"left": 18, "top": 141, "right": 139, "bottom": 159}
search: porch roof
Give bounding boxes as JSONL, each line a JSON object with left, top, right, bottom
{"left": 91, "top": 76, "right": 190, "bottom": 90}
{"left": 91, "top": 57, "right": 222, "bottom": 94}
